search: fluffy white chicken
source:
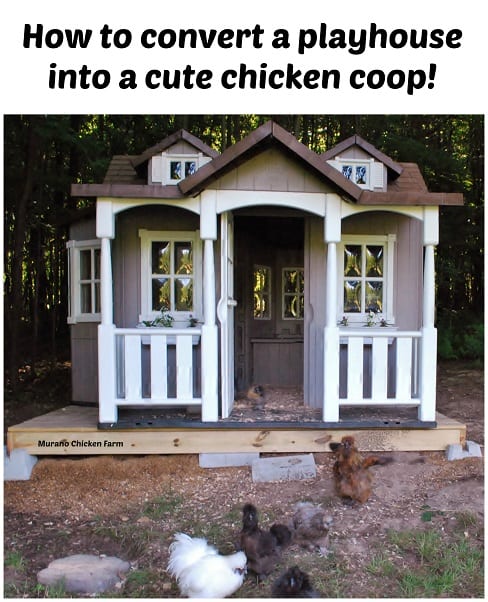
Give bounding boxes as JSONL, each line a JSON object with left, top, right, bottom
{"left": 167, "top": 533, "right": 247, "bottom": 598}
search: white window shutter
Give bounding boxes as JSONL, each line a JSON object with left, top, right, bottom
{"left": 372, "top": 162, "right": 384, "bottom": 189}
{"left": 150, "top": 155, "right": 163, "bottom": 183}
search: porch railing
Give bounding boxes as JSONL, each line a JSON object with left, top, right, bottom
{"left": 114, "top": 328, "right": 202, "bottom": 406}
{"left": 338, "top": 329, "right": 421, "bottom": 406}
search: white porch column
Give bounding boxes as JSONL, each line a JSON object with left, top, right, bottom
{"left": 323, "top": 195, "right": 341, "bottom": 422}
{"left": 98, "top": 236, "right": 117, "bottom": 423}
{"left": 419, "top": 207, "right": 438, "bottom": 422}
{"left": 96, "top": 200, "right": 117, "bottom": 424}
{"left": 200, "top": 193, "right": 219, "bottom": 422}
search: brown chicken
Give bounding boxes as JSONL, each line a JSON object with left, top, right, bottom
{"left": 246, "top": 384, "right": 265, "bottom": 410}
{"left": 240, "top": 503, "right": 291, "bottom": 578}
{"left": 329, "top": 435, "right": 393, "bottom": 504}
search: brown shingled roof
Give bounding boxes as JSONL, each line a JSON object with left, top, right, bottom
{"left": 71, "top": 121, "right": 464, "bottom": 207}
{"left": 132, "top": 129, "right": 219, "bottom": 168}
{"left": 103, "top": 156, "right": 142, "bottom": 184}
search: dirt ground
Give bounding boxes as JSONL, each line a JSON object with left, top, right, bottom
{"left": 3, "top": 362, "right": 484, "bottom": 598}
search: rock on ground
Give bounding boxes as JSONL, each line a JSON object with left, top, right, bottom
{"left": 37, "top": 554, "right": 131, "bottom": 594}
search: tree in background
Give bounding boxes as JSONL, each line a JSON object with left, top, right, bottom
{"left": 3, "top": 114, "right": 484, "bottom": 391}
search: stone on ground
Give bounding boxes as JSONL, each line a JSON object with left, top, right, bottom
{"left": 37, "top": 554, "right": 131, "bottom": 594}
{"left": 252, "top": 453, "right": 317, "bottom": 482}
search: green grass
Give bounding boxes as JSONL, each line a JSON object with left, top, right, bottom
{"left": 386, "top": 528, "right": 484, "bottom": 597}
{"left": 142, "top": 492, "right": 184, "bottom": 520}
{"left": 4, "top": 551, "right": 26, "bottom": 571}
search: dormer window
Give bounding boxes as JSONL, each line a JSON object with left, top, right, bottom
{"left": 328, "top": 157, "right": 384, "bottom": 190}
{"left": 169, "top": 157, "right": 198, "bottom": 182}
{"left": 150, "top": 151, "right": 212, "bottom": 185}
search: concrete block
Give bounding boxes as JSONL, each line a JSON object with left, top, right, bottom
{"left": 252, "top": 454, "right": 317, "bottom": 483}
{"left": 4, "top": 447, "right": 38, "bottom": 480}
{"left": 446, "top": 440, "right": 483, "bottom": 461}
{"left": 466, "top": 440, "right": 482, "bottom": 457}
{"left": 199, "top": 452, "right": 260, "bottom": 468}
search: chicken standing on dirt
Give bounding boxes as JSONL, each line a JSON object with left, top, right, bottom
{"left": 290, "top": 501, "right": 333, "bottom": 555}
{"left": 240, "top": 503, "right": 291, "bottom": 578}
{"left": 167, "top": 532, "right": 247, "bottom": 598}
{"left": 272, "top": 565, "right": 321, "bottom": 598}
{"left": 329, "top": 435, "right": 393, "bottom": 504}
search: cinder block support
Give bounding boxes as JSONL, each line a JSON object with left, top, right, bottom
{"left": 4, "top": 446, "right": 38, "bottom": 480}
{"left": 446, "top": 440, "right": 483, "bottom": 461}
{"left": 199, "top": 452, "right": 259, "bottom": 468}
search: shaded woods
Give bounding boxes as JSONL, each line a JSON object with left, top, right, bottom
{"left": 3, "top": 115, "right": 484, "bottom": 392}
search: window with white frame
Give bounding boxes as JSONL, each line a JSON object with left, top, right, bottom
{"left": 150, "top": 152, "right": 211, "bottom": 185}
{"left": 66, "top": 240, "right": 101, "bottom": 323}
{"left": 338, "top": 235, "right": 396, "bottom": 324}
{"left": 282, "top": 267, "right": 304, "bottom": 320}
{"left": 327, "top": 157, "right": 384, "bottom": 190}
{"left": 139, "top": 230, "right": 201, "bottom": 322}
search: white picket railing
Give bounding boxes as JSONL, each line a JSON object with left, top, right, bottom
{"left": 339, "top": 329, "right": 421, "bottom": 406}
{"left": 114, "top": 328, "right": 202, "bottom": 406}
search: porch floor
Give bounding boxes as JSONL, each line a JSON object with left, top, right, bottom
{"left": 7, "top": 390, "right": 465, "bottom": 455}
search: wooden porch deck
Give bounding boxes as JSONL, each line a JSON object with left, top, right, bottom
{"left": 7, "top": 405, "right": 466, "bottom": 455}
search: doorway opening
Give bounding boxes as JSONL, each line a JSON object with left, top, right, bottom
{"left": 233, "top": 211, "right": 305, "bottom": 395}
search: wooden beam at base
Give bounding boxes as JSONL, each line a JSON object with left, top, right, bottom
{"left": 7, "top": 406, "right": 466, "bottom": 456}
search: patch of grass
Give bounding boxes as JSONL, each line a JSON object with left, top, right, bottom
{"left": 4, "top": 551, "right": 26, "bottom": 571}
{"left": 142, "top": 492, "right": 184, "bottom": 520}
{"left": 387, "top": 528, "right": 484, "bottom": 597}
{"left": 93, "top": 521, "right": 156, "bottom": 558}
{"left": 366, "top": 552, "right": 396, "bottom": 577}
{"left": 34, "top": 580, "right": 68, "bottom": 598}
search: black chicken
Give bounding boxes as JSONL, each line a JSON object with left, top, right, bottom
{"left": 272, "top": 566, "right": 321, "bottom": 598}
{"left": 240, "top": 503, "right": 291, "bottom": 578}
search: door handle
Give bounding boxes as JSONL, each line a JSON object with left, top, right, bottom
{"left": 228, "top": 299, "right": 238, "bottom": 307}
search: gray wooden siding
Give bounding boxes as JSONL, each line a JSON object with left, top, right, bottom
{"left": 70, "top": 322, "right": 98, "bottom": 403}
{"left": 210, "top": 148, "right": 335, "bottom": 194}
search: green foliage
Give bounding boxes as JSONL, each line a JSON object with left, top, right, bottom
{"left": 437, "top": 310, "right": 484, "bottom": 362}
{"left": 387, "top": 528, "right": 484, "bottom": 597}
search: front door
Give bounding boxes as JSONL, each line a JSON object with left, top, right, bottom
{"left": 234, "top": 213, "right": 305, "bottom": 391}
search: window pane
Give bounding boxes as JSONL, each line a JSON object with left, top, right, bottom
{"left": 253, "top": 266, "right": 271, "bottom": 319}
{"left": 365, "top": 282, "right": 383, "bottom": 313}
{"left": 355, "top": 165, "right": 368, "bottom": 185}
{"left": 152, "top": 277, "right": 171, "bottom": 311}
{"left": 80, "top": 283, "right": 92, "bottom": 313}
{"left": 94, "top": 248, "right": 101, "bottom": 279}
{"left": 170, "top": 161, "right": 182, "bottom": 180}
{"left": 254, "top": 266, "right": 270, "bottom": 293}
{"left": 344, "top": 245, "right": 361, "bottom": 277}
{"left": 344, "top": 280, "right": 361, "bottom": 313}
{"left": 283, "top": 270, "right": 298, "bottom": 293}
{"left": 94, "top": 282, "right": 101, "bottom": 313}
{"left": 175, "top": 242, "right": 193, "bottom": 274}
{"left": 366, "top": 245, "right": 383, "bottom": 277}
{"left": 80, "top": 250, "right": 91, "bottom": 280}
{"left": 254, "top": 293, "right": 270, "bottom": 319}
{"left": 152, "top": 241, "right": 171, "bottom": 274}
{"left": 185, "top": 161, "right": 197, "bottom": 177}
{"left": 342, "top": 165, "right": 353, "bottom": 179}
{"left": 284, "top": 294, "right": 304, "bottom": 319}
{"left": 175, "top": 278, "right": 193, "bottom": 311}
